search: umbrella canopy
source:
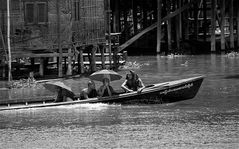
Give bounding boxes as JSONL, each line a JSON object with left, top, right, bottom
{"left": 89, "top": 69, "right": 122, "bottom": 82}
{"left": 43, "top": 81, "right": 73, "bottom": 94}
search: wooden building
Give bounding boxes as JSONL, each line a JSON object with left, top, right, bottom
{"left": 0, "top": 0, "right": 116, "bottom": 80}
{"left": 113, "top": 0, "right": 239, "bottom": 55}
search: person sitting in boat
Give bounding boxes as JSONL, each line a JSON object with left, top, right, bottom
{"left": 55, "top": 87, "right": 75, "bottom": 102}
{"left": 121, "top": 70, "right": 145, "bottom": 93}
{"left": 80, "top": 80, "right": 98, "bottom": 99}
{"left": 98, "top": 78, "right": 116, "bottom": 97}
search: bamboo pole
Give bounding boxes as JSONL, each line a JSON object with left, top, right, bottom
{"left": 229, "top": 0, "right": 234, "bottom": 49}
{"left": 7, "top": 0, "right": 12, "bottom": 82}
{"left": 220, "top": 0, "right": 225, "bottom": 51}
{"left": 57, "top": 0, "right": 63, "bottom": 77}
{"left": 211, "top": 0, "right": 216, "bottom": 52}
{"left": 157, "top": 0, "right": 162, "bottom": 54}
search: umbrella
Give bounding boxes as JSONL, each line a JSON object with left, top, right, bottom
{"left": 89, "top": 69, "right": 122, "bottom": 82}
{"left": 43, "top": 81, "right": 74, "bottom": 94}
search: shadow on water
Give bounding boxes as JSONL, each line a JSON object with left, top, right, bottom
{"left": 224, "top": 74, "right": 239, "bottom": 79}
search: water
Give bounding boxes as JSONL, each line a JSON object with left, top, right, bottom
{"left": 0, "top": 55, "right": 239, "bottom": 148}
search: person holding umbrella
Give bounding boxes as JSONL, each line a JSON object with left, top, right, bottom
{"left": 98, "top": 77, "right": 116, "bottom": 97}
{"left": 89, "top": 69, "right": 122, "bottom": 97}
{"left": 43, "top": 81, "right": 75, "bottom": 102}
{"left": 121, "top": 70, "right": 145, "bottom": 93}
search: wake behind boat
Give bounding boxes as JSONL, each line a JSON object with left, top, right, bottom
{"left": 0, "top": 76, "right": 204, "bottom": 111}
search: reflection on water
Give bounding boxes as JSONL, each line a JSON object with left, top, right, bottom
{"left": 0, "top": 55, "right": 239, "bottom": 148}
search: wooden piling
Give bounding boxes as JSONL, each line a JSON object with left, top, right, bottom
{"left": 166, "top": 1, "right": 172, "bottom": 53}
{"left": 193, "top": 1, "right": 199, "bottom": 40}
{"left": 67, "top": 48, "right": 72, "bottom": 76}
{"left": 57, "top": 0, "right": 63, "bottom": 77}
{"left": 220, "top": 0, "right": 226, "bottom": 51}
{"left": 237, "top": 0, "right": 239, "bottom": 49}
{"left": 64, "top": 57, "right": 67, "bottom": 74}
{"left": 39, "top": 58, "right": 44, "bottom": 77}
{"left": 100, "top": 46, "right": 106, "bottom": 69}
{"left": 211, "top": 0, "right": 216, "bottom": 52}
{"left": 91, "top": 46, "right": 96, "bottom": 72}
{"left": 132, "top": 0, "right": 137, "bottom": 34}
{"left": 176, "top": 0, "right": 182, "bottom": 50}
{"left": 113, "top": 48, "right": 118, "bottom": 69}
{"left": 113, "top": 0, "right": 120, "bottom": 33}
{"left": 78, "top": 48, "right": 84, "bottom": 74}
{"left": 142, "top": 1, "right": 148, "bottom": 28}
{"left": 184, "top": 0, "right": 189, "bottom": 40}
{"left": 229, "top": 0, "right": 234, "bottom": 49}
{"left": 157, "top": 0, "right": 162, "bottom": 54}
{"left": 178, "top": 0, "right": 182, "bottom": 39}
{"left": 2, "top": 63, "right": 6, "bottom": 79}
{"left": 203, "top": 0, "right": 207, "bottom": 42}
{"left": 105, "top": 0, "right": 112, "bottom": 68}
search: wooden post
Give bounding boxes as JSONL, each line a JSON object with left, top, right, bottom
{"left": 220, "top": 0, "right": 226, "bottom": 51}
{"left": 211, "top": 0, "right": 216, "bottom": 52}
{"left": 193, "top": 1, "right": 199, "bottom": 40}
{"left": 91, "top": 46, "right": 96, "bottom": 72}
{"left": 229, "top": 0, "right": 234, "bottom": 49}
{"left": 2, "top": 64, "right": 6, "bottom": 79}
{"left": 7, "top": 0, "right": 12, "bottom": 82}
{"left": 167, "top": 1, "right": 172, "bottom": 54}
{"left": 105, "top": 0, "right": 112, "bottom": 68}
{"left": 203, "top": 0, "right": 207, "bottom": 42}
{"left": 123, "top": 8, "right": 129, "bottom": 41}
{"left": 113, "top": 0, "right": 120, "bottom": 32}
{"left": 30, "top": 58, "right": 34, "bottom": 70}
{"left": 176, "top": 0, "right": 181, "bottom": 50}
{"left": 78, "top": 48, "right": 84, "bottom": 74}
{"left": 0, "top": 25, "right": 6, "bottom": 79}
{"left": 66, "top": 48, "right": 72, "bottom": 76}
{"left": 184, "top": 0, "right": 189, "bottom": 40}
{"left": 142, "top": 1, "right": 148, "bottom": 28}
{"left": 237, "top": 0, "right": 239, "bottom": 49}
{"left": 132, "top": 0, "right": 137, "bottom": 34}
{"left": 57, "top": 0, "right": 63, "bottom": 77}
{"left": 100, "top": 46, "right": 106, "bottom": 69}
{"left": 64, "top": 57, "right": 67, "bottom": 74}
{"left": 157, "top": 0, "right": 162, "bottom": 54}
{"left": 39, "top": 58, "right": 44, "bottom": 77}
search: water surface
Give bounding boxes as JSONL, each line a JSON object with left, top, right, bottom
{"left": 0, "top": 55, "right": 238, "bottom": 148}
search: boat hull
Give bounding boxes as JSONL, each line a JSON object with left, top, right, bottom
{"left": 0, "top": 76, "right": 204, "bottom": 111}
{"left": 94, "top": 76, "right": 204, "bottom": 104}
